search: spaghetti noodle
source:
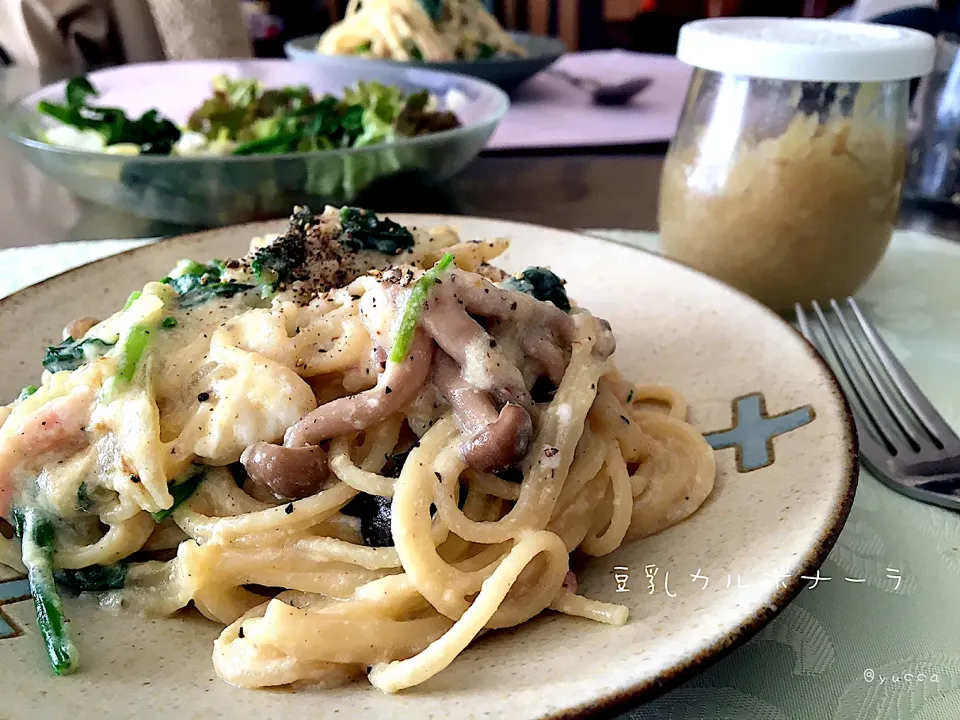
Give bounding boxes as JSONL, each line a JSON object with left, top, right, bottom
{"left": 316, "top": 0, "right": 526, "bottom": 62}
{"left": 0, "top": 206, "right": 715, "bottom": 692}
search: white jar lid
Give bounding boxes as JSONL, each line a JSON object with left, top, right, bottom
{"left": 677, "top": 17, "right": 935, "bottom": 83}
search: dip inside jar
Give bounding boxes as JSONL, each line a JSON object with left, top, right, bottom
{"left": 660, "top": 106, "right": 906, "bottom": 312}
{"left": 662, "top": 18, "right": 933, "bottom": 313}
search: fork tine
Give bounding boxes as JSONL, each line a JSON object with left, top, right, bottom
{"left": 828, "top": 299, "right": 930, "bottom": 452}
{"left": 807, "top": 300, "right": 915, "bottom": 457}
{"left": 799, "top": 300, "right": 960, "bottom": 512}
{"left": 846, "top": 298, "right": 960, "bottom": 450}
{"left": 795, "top": 302, "right": 894, "bottom": 453}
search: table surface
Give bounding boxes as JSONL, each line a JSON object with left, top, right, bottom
{"left": 4, "top": 62, "right": 960, "bottom": 720}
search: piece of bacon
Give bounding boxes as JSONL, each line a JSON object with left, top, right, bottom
{"left": 0, "top": 388, "right": 93, "bottom": 517}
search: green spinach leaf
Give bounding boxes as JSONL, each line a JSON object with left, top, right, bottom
{"left": 38, "top": 76, "right": 181, "bottom": 156}
{"left": 501, "top": 267, "right": 571, "bottom": 312}
{"left": 163, "top": 259, "right": 254, "bottom": 308}
{"left": 55, "top": 563, "right": 127, "bottom": 592}
{"left": 43, "top": 336, "right": 115, "bottom": 373}
{"left": 338, "top": 206, "right": 415, "bottom": 254}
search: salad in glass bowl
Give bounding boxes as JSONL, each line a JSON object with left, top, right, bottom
{"left": 39, "top": 74, "right": 462, "bottom": 157}
{"left": 3, "top": 58, "right": 507, "bottom": 226}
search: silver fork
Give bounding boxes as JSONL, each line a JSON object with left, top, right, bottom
{"left": 795, "top": 297, "right": 960, "bottom": 511}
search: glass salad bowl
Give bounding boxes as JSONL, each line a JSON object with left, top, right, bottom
{"left": 1, "top": 58, "right": 509, "bottom": 226}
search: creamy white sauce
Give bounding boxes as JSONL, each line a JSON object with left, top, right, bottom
{"left": 462, "top": 336, "right": 495, "bottom": 390}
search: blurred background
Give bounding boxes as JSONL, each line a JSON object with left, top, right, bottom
{"left": 0, "top": 0, "right": 862, "bottom": 70}
{"left": 0, "top": 0, "right": 951, "bottom": 245}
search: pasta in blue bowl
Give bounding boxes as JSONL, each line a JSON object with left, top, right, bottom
{"left": 286, "top": 0, "right": 566, "bottom": 93}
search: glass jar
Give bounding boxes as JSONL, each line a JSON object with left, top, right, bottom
{"left": 659, "top": 18, "right": 935, "bottom": 313}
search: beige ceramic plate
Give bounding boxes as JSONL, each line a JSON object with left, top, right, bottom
{"left": 0, "top": 217, "right": 857, "bottom": 719}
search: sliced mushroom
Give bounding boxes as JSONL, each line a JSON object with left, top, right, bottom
{"left": 425, "top": 269, "right": 577, "bottom": 399}
{"left": 593, "top": 318, "right": 616, "bottom": 359}
{"left": 284, "top": 328, "right": 434, "bottom": 448}
{"left": 444, "top": 271, "right": 575, "bottom": 343}
{"left": 433, "top": 352, "right": 533, "bottom": 473}
{"left": 522, "top": 330, "right": 567, "bottom": 386}
{"left": 418, "top": 283, "right": 532, "bottom": 410}
{"left": 240, "top": 442, "right": 330, "bottom": 500}
{"left": 432, "top": 353, "right": 499, "bottom": 433}
{"left": 461, "top": 403, "right": 533, "bottom": 474}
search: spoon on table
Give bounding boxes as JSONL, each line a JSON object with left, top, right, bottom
{"left": 546, "top": 69, "right": 653, "bottom": 106}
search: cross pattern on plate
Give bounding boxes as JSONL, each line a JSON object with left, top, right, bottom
{"left": 0, "top": 576, "right": 30, "bottom": 639}
{"left": 705, "top": 393, "right": 816, "bottom": 473}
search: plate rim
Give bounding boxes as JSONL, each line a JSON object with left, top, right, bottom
{"left": 0, "top": 215, "right": 859, "bottom": 717}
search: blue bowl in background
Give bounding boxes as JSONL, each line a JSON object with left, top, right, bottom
{"left": 1, "top": 58, "right": 509, "bottom": 226}
{"left": 285, "top": 32, "right": 566, "bottom": 93}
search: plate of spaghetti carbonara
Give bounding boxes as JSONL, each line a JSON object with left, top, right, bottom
{"left": 286, "top": 1, "right": 566, "bottom": 91}
{"left": 0, "top": 209, "right": 856, "bottom": 719}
